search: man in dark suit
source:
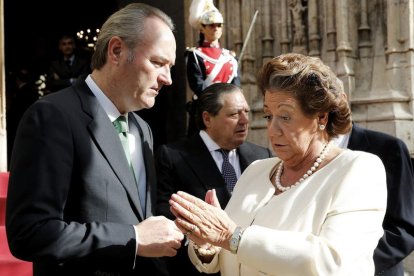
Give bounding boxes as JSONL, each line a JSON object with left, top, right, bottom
{"left": 336, "top": 123, "right": 414, "bottom": 276}
{"left": 6, "top": 4, "right": 184, "bottom": 276}
{"left": 46, "top": 34, "right": 91, "bottom": 93}
{"left": 155, "top": 83, "right": 273, "bottom": 275}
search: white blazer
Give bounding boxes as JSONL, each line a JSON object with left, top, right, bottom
{"left": 189, "top": 150, "right": 387, "bottom": 276}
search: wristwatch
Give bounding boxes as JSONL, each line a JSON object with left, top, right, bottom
{"left": 229, "top": 226, "right": 243, "bottom": 254}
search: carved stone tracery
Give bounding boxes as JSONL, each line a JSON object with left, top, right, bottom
{"left": 185, "top": 0, "right": 414, "bottom": 156}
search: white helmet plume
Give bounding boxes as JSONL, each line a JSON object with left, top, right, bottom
{"left": 188, "top": 0, "right": 224, "bottom": 29}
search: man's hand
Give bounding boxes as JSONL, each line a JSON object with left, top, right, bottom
{"left": 135, "top": 216, "right": 184, "bottom": 257}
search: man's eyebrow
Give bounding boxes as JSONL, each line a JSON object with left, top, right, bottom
{"left": 156, "top": 56, "right": 175, "bottom": 67}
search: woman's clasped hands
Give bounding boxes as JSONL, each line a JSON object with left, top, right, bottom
{"left": 169, "top": 189, "right": 237, "bottom": 254}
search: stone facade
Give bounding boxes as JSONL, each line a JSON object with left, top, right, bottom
{"left": 184, "top": 0, "right": 414, "bottom": 156}
{"left": 1, "top": 0, "right": 413, "bottom": 166}
{"left": 0, "top": 0, "right": 414, "bottom": 271}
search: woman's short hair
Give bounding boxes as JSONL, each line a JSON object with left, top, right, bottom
{"left": 91, "top": 3, "right": 174, "bottom": 70}
{"left": 257, "top": 53, "right": 352, "bottom": 138}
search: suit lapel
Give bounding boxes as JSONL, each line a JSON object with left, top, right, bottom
{"left": 238, "top": 142, "right": 259, "bottom": 171}
{"left": 181, "top": 135, "right": 228, "bottom": 191}
{"left": 129, "top": 113, "right": 153, "bottom": 218}
{"left": 75, "top": 82, "right": 142, "bottom": 218}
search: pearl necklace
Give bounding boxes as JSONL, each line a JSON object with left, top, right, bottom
{"left": 275, "top": 140, "right": 333, "bottom": 192}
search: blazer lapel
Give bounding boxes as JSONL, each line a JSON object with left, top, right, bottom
{"left": 75, "top": 82, "right": 142, "bottom": 217}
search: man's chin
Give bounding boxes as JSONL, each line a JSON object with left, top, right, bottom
{"left": 139, "top": 98, "right": 156, "bottom": 109}
{"left": 233, "top": 136, "right": 247, "bottom": 146}
{"left": 235, "top": 131, "right": 248, "bottom": 139}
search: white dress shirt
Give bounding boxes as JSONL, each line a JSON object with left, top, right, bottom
{"left": 199, "top": 130, "right": 242, "bottom": 179}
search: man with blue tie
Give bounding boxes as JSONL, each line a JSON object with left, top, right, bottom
{"left": 155, "top": 82, "right": 273, "bottom": 276}
{"left": 6, "top": 4, "right": 184, "bottom": 276}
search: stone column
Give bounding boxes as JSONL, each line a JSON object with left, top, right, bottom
{"left": 280, "top": 0, "right": 290, "bottom": 53}
{"left": 227, "top": 0, "right": 242, "bottom": 54}
{"left": 335, "top": 0, "right": 355, "bottom": 99}
{"left": 249, "top": 0, "right": 273, "bottom": 148}
{"left": 325, "top": 0, "right": 337, "bottom": 68}
{"left": 406, "top": 0, "right": 414, "bottom": 119}
{"left": 381, "top": 0, "right": 414, "bottom": 153}
{"left": 262, "top": 0, "right": 274, "bottom": 62}
{"left": 240, "top": 0, "right": 257, "bottom": 86}
{"left": 351, "top": 0, "right": 414, "bottom": 155}
{"left": 308, "top": 0, "right": 320, "bottom": 57}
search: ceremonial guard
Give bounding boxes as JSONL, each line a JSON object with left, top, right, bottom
{"left": 186, "top": 0, "right": 240, "bottom": 136}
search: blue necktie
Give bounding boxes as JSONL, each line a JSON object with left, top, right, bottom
{"left": 218, "top": 149, "right": 238, "bottom": 193}
{"left": 113, "top": 116, "right": 146, "bottom": 214}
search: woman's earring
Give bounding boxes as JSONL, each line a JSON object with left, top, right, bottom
{"left": 319, "top": 124, "right": 325, "bottom": 130}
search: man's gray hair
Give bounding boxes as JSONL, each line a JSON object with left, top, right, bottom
{"left": 91, "top": 3, "right": 174, "bottom": 70}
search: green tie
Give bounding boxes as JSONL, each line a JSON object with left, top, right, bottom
{"left": 113, "top": 115, "right": 132, "bottom": 166}
{"left": 113, "top": 115, "right": 146, "bottom": 215}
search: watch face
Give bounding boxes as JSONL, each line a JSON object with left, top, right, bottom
{"left": 230, "top": 239, "right": 237, "bottom": 253}
{"left": 230, "top": 227, "right": 242, "bottom": 253}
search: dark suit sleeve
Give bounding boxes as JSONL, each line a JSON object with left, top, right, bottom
{"left": 266, "top": 148, "right": 273, "bottom": 158}
{"left": 6, "top": 99, "right": 136, "bottom": 267}
{"left": 231, "top": 67, "right": 241, "bottom": 87}
{"left": 46, "top": 57, "right": 91, "bottom": 93}
{"left": 186, "top": 50, "right": 205, "bottom": 96}
{"left": 154, "top": 145, "right": 176, "bottom": 220}
{"left": 231, "top": 75, "right": 241, "bottom": 87}
{"left": 47, "top": 61, "right": 72, "bottom": 91}
{"left": 373, "top": 138, "right": 414, "bottom": 274}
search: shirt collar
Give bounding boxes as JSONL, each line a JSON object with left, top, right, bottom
{"left": 85, "top": 75, "right": 124, "bottom": 123}
{"left": 332, "top": 132, "right": 351, "bottom": 149}
{"left": 199, "top": 130, "right": 236, "bottom": 154}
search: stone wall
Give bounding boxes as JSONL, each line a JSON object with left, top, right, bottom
{"left": 184, "top": 0, "right": 414, "bottom": 155}
{"left": 1, "top": 0, "right": 414, "bottom": 167}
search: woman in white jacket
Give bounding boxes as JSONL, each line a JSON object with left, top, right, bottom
{"left": 169, "top": 53, "right": 387, "bottom": 276}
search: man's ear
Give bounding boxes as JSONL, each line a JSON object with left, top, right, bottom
{"left": 202, "top": 111, "right": 211, "bottom": 128}
{"left": 107, "top": 36, "right": 123, "bottom": 63}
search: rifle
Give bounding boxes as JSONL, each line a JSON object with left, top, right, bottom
{"left": 238, "top": 10, "right": 259, "bottom": 66}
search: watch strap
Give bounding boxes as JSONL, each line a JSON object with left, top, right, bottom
{"left": 229, "top": 226, "right": 243, "bottom": 254}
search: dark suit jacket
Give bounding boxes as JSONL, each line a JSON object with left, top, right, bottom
{"left": 348, "top": 124, "right": 414, "bottom": 276}
{"left": 155, "top": 133, "right": 273, "bottom": 276}
{"left": 6, "top": 80, "right": 167, "bottom": 276}
{"left": 6, "top": 81, "right": 40, "bottom": 164}
{"left": 47, "top": 54, "right": 91, "bottom": 93}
